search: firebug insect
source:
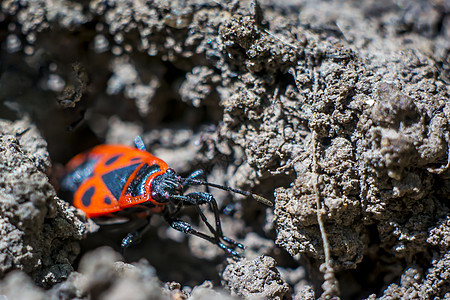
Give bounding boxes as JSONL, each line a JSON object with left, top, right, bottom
{"left": 60, "top": 136, "right": 273, "bottom": 256}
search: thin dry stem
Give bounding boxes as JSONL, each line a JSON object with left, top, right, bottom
{"left": 311, "top": 129, "right": 340, "bottom": 299}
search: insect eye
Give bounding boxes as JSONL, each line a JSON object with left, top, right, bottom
{"left": 151, "top": 191, "right": 160, "bottom": 200}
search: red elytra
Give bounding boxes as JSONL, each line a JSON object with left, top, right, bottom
{"left": 63, "top": 144, "right": 169, "bottom": 217}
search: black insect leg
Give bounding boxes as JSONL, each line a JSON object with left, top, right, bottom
{"left": 176, "top": 192, "right": 244, "bottom": 253}
{"left": 181, "top": 171, "right": 218, "bottom": 237}
{"left": 193, "top": 204, "right": 244, "bottom": 251}
{"left": 203, "top": 194, "right": 244, "bottom": 250}
{"left": 182, "top": 170, "right": 233, "bottom": 242}
{"left": 134, "top": 136, "right": 147, "bottom": 151}
{"left": 164, "top": 214, "right": 241, "bottom": 257}
{"left": 120, "top": 216, "right": 152, "bottom": 254}
{"left": 182, "top": 170, "right": 232, "bottom": 242}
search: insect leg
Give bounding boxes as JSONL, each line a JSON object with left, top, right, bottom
{"left": 193, "top": 204, "right": 217, "bottom": 236}
{"left": 164, "top": 214, "right": 241, "bottom": 257}
{"left": 182, "top": 192, "right": 244, "bottom": 250}
{"left": 120, "top": 215, "right": 152, "bottom": 253}
{"left": 206, "top": 194, "right": 244, "bottom": 249}
{"left": 134, "top": 136, "right": 147, "bottom": 151}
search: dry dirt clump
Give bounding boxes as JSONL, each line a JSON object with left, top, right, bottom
{"left": 0, "top": 119, "right": 86, "bottom": 288}
{"left": 222, "top": 256, "right": 290, "bottom": 299}
{"left": 0, "top": 0, "right": 449, "bottom": 299}
{"left": 0, "top": 247, "right": 234, "bottom": 300}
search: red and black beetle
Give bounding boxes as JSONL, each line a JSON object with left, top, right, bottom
{"left": 60, "top": 136, "right": 273, "bottom": 256}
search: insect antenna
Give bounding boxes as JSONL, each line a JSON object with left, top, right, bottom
{"left": 184, "top": 178, "right": 274, "bottom": 206}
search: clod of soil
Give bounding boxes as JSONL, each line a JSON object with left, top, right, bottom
{"left": 0, "top": 119, "right": 86, "bottom": 288}
{"left": 222, "top": 256, "right": 289, "bottom": 299}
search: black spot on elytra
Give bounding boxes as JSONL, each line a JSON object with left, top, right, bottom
{"left": 105, "top": 154, "right": 122, "bottom": 166}
{"left": 101, "top": 163, "right": 141, "bottom": 200}
{"left": 104, "top": 196, "right": 111, "bottom": 205}
{"left": 60, "top": 157, "right": 98, "bottom": 198}
{"left": 130, "top": 157, "right": 141, "bottom": 162}
{"left": 82, "top": 186, "right": 95, "bottom": 207}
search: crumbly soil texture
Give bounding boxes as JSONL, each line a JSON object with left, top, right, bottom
{"left": 0, "top": 0, "right": 449, "bottom": 299}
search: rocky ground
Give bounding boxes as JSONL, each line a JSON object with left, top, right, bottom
{"left": 0, "top": 0, "right": 449, "bottom": 299}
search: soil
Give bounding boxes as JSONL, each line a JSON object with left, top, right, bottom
{"left": 0, "top": 0, "right": 449, "bottom": 299}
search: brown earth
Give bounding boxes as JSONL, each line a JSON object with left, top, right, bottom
{"left": 0, "top": 0, "right": 449, "bottom": 299}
